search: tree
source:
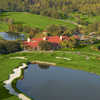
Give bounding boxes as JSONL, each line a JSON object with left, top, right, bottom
{"left": 8, "top": 24, "right": 16, "bottom": 32}
{"left": 39, "top": 40, "right": 53, "bottom": 50}
{"left": 68, "top": 36, "right": 80, "bottom": 48}
{"left": 60, "top": 40, "right": 68, "bottom": 48}
{"left": 46, "top": 24, "right": 67, "bottom": 36}
{"left": 0, "top": 40, "right": 22, "bottom": 54}
{"left": 0, "top": 40, "right": 7, "bottom": 54}
{"left": 29, "top": 28, "right": 40, "bottom": 38}
{"left": 6, "top": 40, "right": 22, "bottom": 53}
{"left": 23, "top": 26, "right": 31, "bottom": 33}
{"left": 60, "top": 36, "right": 80, "bottom": 48}
{"left": 15, "top": 24, "right": 23, "bottom": 32}
{"left": 1, "top": 0, "right": 100, "bottom": 18}
{"left": 63, "top": 29, "right": 72, "bottom": 36}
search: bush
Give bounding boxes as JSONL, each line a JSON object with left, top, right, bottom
{"left": 46, "top": 24, "right": 67, "bottom": 36}
{"left": 0, "top": 40, "right": 7, "bottom": 54}
{"left": 39, "top": 40, "right": 53, "bottom": 50}
{"left": 97, "top": 46, "right": 100, "bottom": 50}
{"left": 0, "top": 40, "right": 22, "bottom": 54}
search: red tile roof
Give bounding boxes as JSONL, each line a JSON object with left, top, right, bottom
{"left": 73, "top": 35, "right": 80, "bottom": 39}
{"left": 24, "top": 35, "right": 76, "bottom": 48}
{"left": 32, "top": 38, "right": 43, "bottom": 41}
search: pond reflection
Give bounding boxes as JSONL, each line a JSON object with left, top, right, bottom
{"left": 38, "top": 64, "right": 50, "bottom": 69}
{"left": 0, "top": 32, "right": 24, "bottom": 40}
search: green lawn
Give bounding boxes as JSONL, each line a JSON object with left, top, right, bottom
{"left": 0, "top": 47, "right": 100, "bottom": 100}
{"left": 1, "top": 12, "right": 100, "bottom": 32}
{"left": 0, "top": 22, "right": 8, "bottom": 32}
{"left": 0, "top": 12, "right": 76, "bottom": 32}
{"left": 70, "top": 12, "right": 100, "bottom": 24}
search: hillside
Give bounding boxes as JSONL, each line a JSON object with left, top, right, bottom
{"left": 0, "top": 12, "right": 76, "bottom": 32}
{"left": 0, "top": 0, "right": 100, "bottom": 19}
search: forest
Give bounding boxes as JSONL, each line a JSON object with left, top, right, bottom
{"left": 0, "top": 0, "right": 100, "bottom": 19}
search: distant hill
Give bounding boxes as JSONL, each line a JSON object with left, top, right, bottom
{"left": 0, "top": 0, "right": 100, "bottom": 19}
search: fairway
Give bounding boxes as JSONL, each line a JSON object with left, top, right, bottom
{"left": 0, "top": 12, "right": 76, "bottom": 32}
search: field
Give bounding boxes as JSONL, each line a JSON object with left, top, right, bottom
{"left": 0, "top": 12, "right": 76, "bottom": 32}
{"left": 0, "top": 46, "right": 100, "bottom": 100}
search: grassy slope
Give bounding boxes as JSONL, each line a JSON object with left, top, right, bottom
{"left": 1, "top": 12, "right": 100, "bottom": 32}
{"left": 0, "top": 12, "right": 76, "bottom": 32}
{"left": 69, "top": 12, "right": 100, "bottom": 24}
{"left": 0, "top": 47, "right": 100, "bottom": 100}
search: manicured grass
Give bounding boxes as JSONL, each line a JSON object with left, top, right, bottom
{"left": 0, "top": 22, "right": 9, "bottom": 32}
{"left": 0, "top": 47, "right": 100, "bottom": 100}
{"left": 70, "top": 12, "right": 100, "bottom": 24}
{"left": 0, "top": 12, "right": 76, "bottom": 32}
{"left": 1, "top": 12, "right": 100, "bottom": 32}
{"left": 0, "top": 55, "right": 26, "bottom": 100}
{"left": 86, "top": 15, "right": 100, "bottom": 23}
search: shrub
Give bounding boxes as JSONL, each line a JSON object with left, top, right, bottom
{"left": 39, "top": 40, "right": 53, "bottom": 50}
{"left": 97, "top": 46, "right": 100, "bottom": 50}
{"left": 0, "top": 40, "right": 22, "bottom": 54}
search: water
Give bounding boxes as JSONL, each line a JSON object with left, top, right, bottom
{"left": 0, "top": 32, "right": 24, "bottom": 40}
{"left": 16, "top": 64, "right": 100, "bottom": 100}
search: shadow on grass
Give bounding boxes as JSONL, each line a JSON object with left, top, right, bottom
{"left": 0, "top": 81, "right": 13, "bottom": 100}
{"left": 13, "top": 21, "right": 25, "bottom": 24}
{"left": 0, "top": 12, "right": 9, "bottom": 17}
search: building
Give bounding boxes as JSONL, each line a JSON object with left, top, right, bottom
{"left": 24, "top": 35, "right": 79, "bottom": 50}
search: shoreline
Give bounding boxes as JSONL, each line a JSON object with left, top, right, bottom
{"left": 3, "top": 61, "right": 56, "bottom": 100}
{"left": 3, "top": 63, "right": 31, "bottom": 100}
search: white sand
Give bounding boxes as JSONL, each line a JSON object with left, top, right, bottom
{"left": 56, "top": 57, "right": 72, "bottom": 61}
{"left": 3, "top": 63, "right": 31, "bottom": 100}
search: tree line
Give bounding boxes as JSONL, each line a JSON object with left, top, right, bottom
{"left": 1, "top": 16, "right": 100, "bottom": 37}
{"left": 7, "top": 22, "right": 100, "bottom": 38}
{"left": 0, "top": 0, "right": 100, "bottom": 19}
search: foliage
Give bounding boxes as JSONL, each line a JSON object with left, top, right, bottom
{"left": 8, "top": 23, "right": 41, "bottom": 38}
{"left": 87, "top": 22, "right": 100, "bottom": 34}
{"left": 0, "top": 40, "right": 22, "bottom": 54}
{"left": 60, "top": 36, "right": 80, "bottom": 48}
{"left": 46, "top": 24, "right": 67, "bottom": 36}
{"left": 0, "top": 12, "right": 75, "bottom": 32}
{"left": 29, "top": 28, "right": 40, "bottom": 38}
{"left": 1, "top": 0, "right": 100, "bottom": 18}
{"left": 39, "top": 40, "right": 53, "bottom": 50}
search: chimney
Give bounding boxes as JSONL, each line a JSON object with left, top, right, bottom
{"left": 43, "top": 37, "right": 46, "bottom": 40}
{"left": 60, "top": 36, "right": 63, "bottom": 40}
{"left": 27, "top": 37, "right": 31, "bottom": 42}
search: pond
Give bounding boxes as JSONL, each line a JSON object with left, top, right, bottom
{"left": 16, "top": 64, "right": 100, "bottom": 100}
{"left": 0, "top": 32, "right": 24, "bottom": 40}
